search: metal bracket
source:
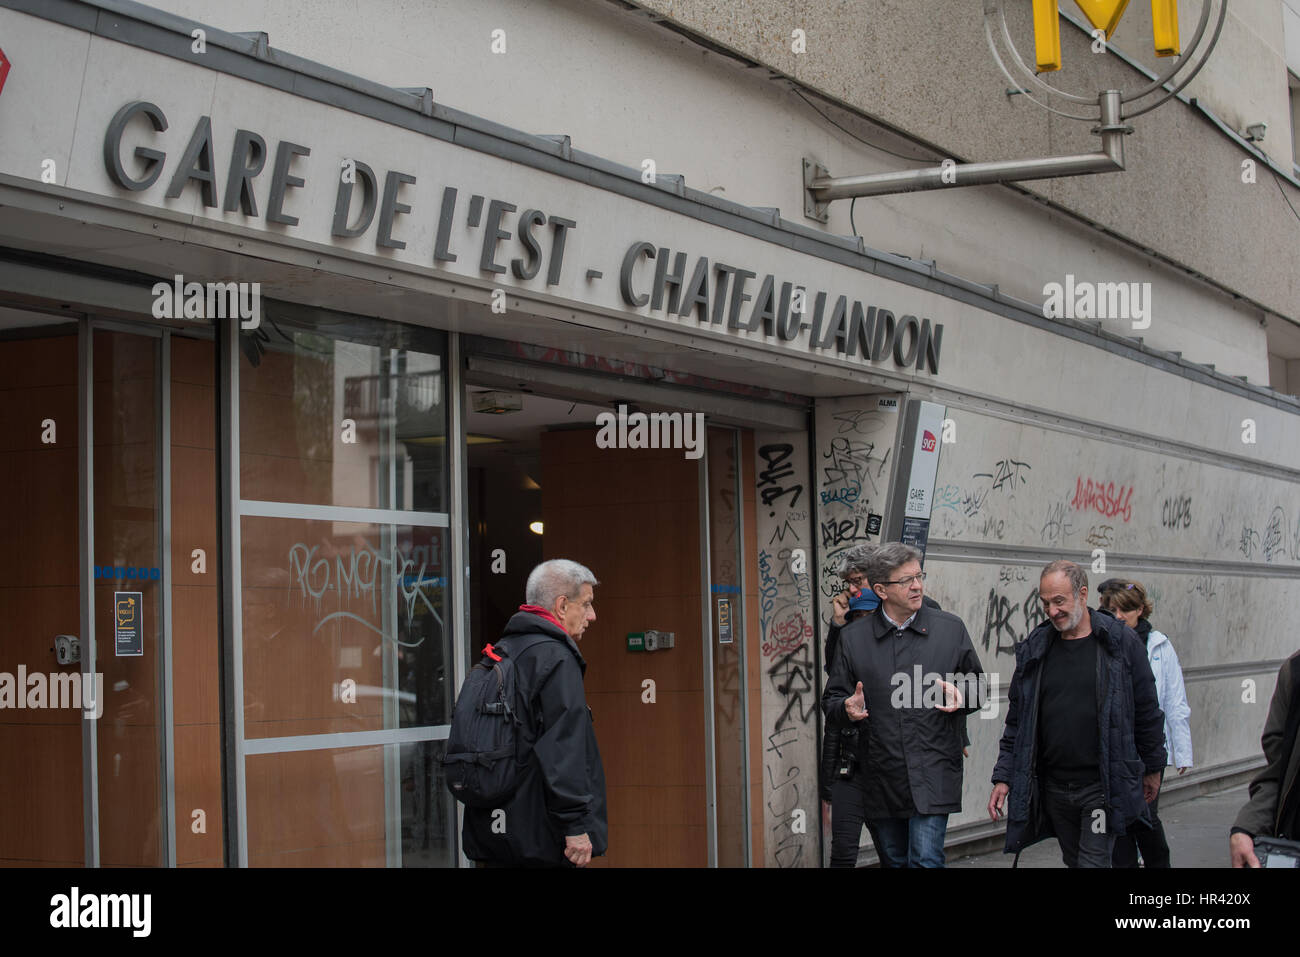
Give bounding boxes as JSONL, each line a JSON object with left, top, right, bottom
{"left": 803, "top": 158, "right": 830, "bottom": 223}
{"left": 233, "top": 31, "right": 270, "bottom": 59}
{"left": 397, "top": 87, "right": 435, "bottom": 117}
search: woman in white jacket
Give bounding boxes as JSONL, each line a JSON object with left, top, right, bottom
{"left": 1098, "top": 579, "right": 1193, "bottom": 868}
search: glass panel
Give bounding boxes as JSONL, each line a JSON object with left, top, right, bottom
{"left": 245, "top": 740, "right": 455, "bottom": 867}
{"left": 707, "top": 426, "right": 748, "bottom": 867}
{"left": 238, "top": 317, "right": 447, "bottom": 512}
{"left": 0, "top": 321, "right": 83, "bottom": 865}
{"left": 92, "top": 329, "right": 164, "bottom": 866}
{"left": 237, "top": 310, "right": 455, "bottom": 867}
{"left": 242, "top": 517, "right": 451, "bottom": 738}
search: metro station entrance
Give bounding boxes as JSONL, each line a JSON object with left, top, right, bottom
{"left": 1, "top": 298, "right": 765, "bottom": 868}
{"left": 464, "top": 373, "right": 761, "bottom": 867}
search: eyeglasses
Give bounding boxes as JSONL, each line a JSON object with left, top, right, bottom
{"left": 879, "top": 572, "right": 926, "bottom": 588}
{"left": 845, "top": 572, "right": 867, "bottom": 585}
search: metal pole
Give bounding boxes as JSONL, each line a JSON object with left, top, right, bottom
{"left": 806, "top": 90, "right": 1126, "bottom": 204}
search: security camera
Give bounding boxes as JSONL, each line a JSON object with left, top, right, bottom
{"left": 1243, "top": 122, "right": 1266, "bottom": 142}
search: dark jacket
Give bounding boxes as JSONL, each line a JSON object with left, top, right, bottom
{"left": 819, "top": 595, "right": 944, "bottom": 802}
{"left": 1233, "top": 651, "right": 1300, "bottom": 840}
{"left": 991, "top": 609, "right": 1166, "bottom": 853}
{"left": 822, "top": 602, "right": 985, "bottom": 816}
{"left": 462, "top": 611, "right": 608, "bottom": 866}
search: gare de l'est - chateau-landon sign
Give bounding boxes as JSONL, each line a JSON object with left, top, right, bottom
{"left": 102, "top": 99, "right": 944, "bottom": 375}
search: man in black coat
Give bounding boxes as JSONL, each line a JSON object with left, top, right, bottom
{"left": 823, "top": 542, "right": 985, "bottom": 867}
{"left": 988, "top": 560, "right": 1166, "bottom": 867}
{"left": 1230, "top": 650, "right": 1300, "bottom": 866}
{"left": 462, "top": 559, "right": 608, "bottom": 867}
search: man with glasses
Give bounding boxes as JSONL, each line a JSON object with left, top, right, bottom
{"left": 824, "top": 545, "right": 943, "bottom": 683}
{"left": 822, "top": 542, "right": 985, "bottom": 867}
{"left": 987, "top": 560, "right": 1165, "bottom": 867}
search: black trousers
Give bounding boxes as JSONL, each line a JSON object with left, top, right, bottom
{"left": 829, "top": 776, "right": 868, "bottom": 868}
{"left": 1040, "top": 777, "right": 1115, "bottom": 868}
{"left": 1112, "top": 767, "right": 1170, "bottom": 868}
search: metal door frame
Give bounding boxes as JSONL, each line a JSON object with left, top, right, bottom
{"left": 699, "top": 424, "right": 753, "bottom": 868}
{"left": 77, "top": 315, "right": 179, "bottom": 867}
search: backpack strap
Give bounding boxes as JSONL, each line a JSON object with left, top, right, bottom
{"left": 489, "top": 632, "right": 554, "bottom": 661}
{"left": 489, "top": 633, "right": 556, "bottom": 730}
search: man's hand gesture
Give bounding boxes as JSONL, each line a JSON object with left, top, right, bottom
{"left": 831, "top": 589, "right": 851, "bottom": 626}
{"left": 845, "top": 681, "right": 868, "bottom": 722}
{"left": 935, "top": 678, "right": 963, "bottom": 713}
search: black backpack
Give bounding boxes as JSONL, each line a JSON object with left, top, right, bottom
{"left": 443, "top": 634, "right": 549, "bottom": 808}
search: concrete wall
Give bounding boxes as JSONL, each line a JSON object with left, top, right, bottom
{"left": 622, "top": 1, "right": 1299, "bottom": 329}
{"left": 138, "top": 0, "right": 1296, "bottom": 386}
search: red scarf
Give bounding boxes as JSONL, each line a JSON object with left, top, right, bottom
{"left": 519, "top": 604, "right": 566, "bottom": 632}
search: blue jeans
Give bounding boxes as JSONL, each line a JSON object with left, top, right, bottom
{"left": 865, "top": 814, "right": 949, "bottom": 868}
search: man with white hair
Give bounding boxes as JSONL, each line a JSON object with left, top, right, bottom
{"left": 462, "top": 558, "right": 607, "bottom": 867}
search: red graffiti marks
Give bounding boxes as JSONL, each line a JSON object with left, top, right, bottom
{"left": 1070, "top": 477, "right": 1134, "bottom": 522}
{"left": 761, "top": 614, "right": 813, "bottom": 659}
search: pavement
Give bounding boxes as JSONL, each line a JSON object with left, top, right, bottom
{"left": 949, "top": 784, "right": 1249, "bottom": 868}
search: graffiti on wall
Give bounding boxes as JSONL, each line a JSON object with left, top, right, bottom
{"left": 754, "top": 432, "right": 817, "bottom": 867}
{"left": 809, "top": 398, "right": 900, "bottom": 864}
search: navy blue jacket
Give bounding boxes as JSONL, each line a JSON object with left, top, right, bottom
{"left": 991, "top": 609, "right": 1166, "bottom": 853}
{"left": 462, "top": 611, "right": 607, "bottom": 866}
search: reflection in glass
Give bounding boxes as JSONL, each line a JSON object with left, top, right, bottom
{"left": 92, "top": 330, "right": 164, "bottom": 866}
{"left": 246, "top": 740, "right": 455, "bottom": 867}
{"left": 239, "top": 316, "right": 446, "bottom": 511}
{"left": 242, "top": 518, "right": 450, "bottom": 738}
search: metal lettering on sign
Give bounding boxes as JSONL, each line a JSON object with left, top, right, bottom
{"left": 114, "top": 591, "right": 143, "bottom": 657}
{"left": 717, "top": 598, "right": 733, "bottom": 644}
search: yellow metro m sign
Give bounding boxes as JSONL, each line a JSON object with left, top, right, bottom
{"left": 1032, "top": 0, "right": 1182, "bottom": 72}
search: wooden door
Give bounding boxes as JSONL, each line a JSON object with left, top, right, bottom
{"left": 540, "top": 428, "right": 706, "bottom": 867}
{"left": 0, "top": 326, "right": 83, "bottom": 865}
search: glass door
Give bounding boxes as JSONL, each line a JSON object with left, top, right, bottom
{"left": 92, "top": 325, "right": 167, "bottom": 866}
{"left": 0, "top": 312, "right": 174, "bottom": 866}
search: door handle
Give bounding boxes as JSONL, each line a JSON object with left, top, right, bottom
{"left": 54, "top": 634, "right": 80, "bottom": 665}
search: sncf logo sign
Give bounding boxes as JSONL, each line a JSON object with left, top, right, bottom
{"left": 0, "top": 46, "right": 11, "bottom": 99}
{"left": 921, "top": 430, "right": 937, "bottom": 453}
